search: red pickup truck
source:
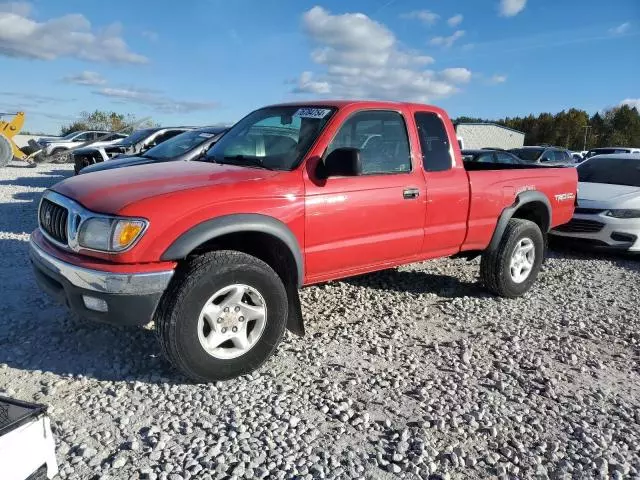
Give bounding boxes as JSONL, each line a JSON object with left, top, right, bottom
{"left": 30, "top": 101, "right": 577, "bottom": 381}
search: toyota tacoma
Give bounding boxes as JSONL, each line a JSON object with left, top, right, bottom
{"left": 30, "top": 101, "right": 578, "bottom": 381}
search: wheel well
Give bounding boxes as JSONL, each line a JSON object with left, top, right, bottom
{"left": 190, "top": 231, "right": 298, "bottom": 288}
{"left": 512, "top": 201, "right": 550, "bottom": 233}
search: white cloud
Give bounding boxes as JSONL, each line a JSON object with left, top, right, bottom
{"left": 401, "top": 10, "right": 439, "bottom": 26}
{"left": 141, "top": 30, "right": 159, "bottom": 42}
{"left": 62, "top": 71, "right": 106, "bottom": 86}
{"left": 447, "top": 14, "right": 463, "bottom": 27}
{"left": 489, "top": 74, "right": 507, "bottom": 84}
{"left": 441, "top": 68, "right": 471, "bottom": 83}
{"left": 499, "top": 0, "right": 527, "bottom": 17}
{"left": 293, "top": 71, "right": 331, "bottom": 94}
{"left": 620, "top": 98, "right": 640, "bottom": 110}
{"left": 429, "top": 30, "right": 465, "bottom": 48}
{"left": 294, "top": 6, "right": 472, "bottom": 103}
{"left": 0, "top": 90, "right": 72, "bottom": 105}
{"left": 609, "top": 22, "right": 630, "bottom": 35}
{"left": 93, "top": 87, "right": 217, "bottom": 114}
{"left": 0, "top": 1, "right": 147, "bottom": 63}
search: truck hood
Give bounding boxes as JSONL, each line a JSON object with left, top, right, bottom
{"left": 78, "top": 155, "right": 156, "bottom": 175}
{"left": 578, "top": 181, "right": 640, "bottom": 209}
{"left": 53, "top": 161, "right": 280, "bottom": 214}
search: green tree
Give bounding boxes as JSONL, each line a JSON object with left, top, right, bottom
{"left": 60, "top": 110, "right": 158, "bottom": 135}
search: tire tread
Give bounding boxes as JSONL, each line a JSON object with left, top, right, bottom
{"left": 155, "top": 250, "right": 287, "bottom": 382}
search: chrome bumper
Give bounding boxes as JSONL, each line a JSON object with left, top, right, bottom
{"left": 29, "top": 236, "right": 174, "bottom": 295}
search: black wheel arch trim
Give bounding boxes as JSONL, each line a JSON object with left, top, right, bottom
{"left": 488, "top": 190, "right": 552, "bottom": 252}
{"left": 161, "top": 214, "right": 304, "bottom": 287}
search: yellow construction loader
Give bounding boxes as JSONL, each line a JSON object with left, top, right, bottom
{"left": 0, "top": 111, "right": 35, "bottom": 167}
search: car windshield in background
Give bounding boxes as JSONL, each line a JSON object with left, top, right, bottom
{"left": 144, "top": 129, "right": 221, "bottom": 160}
{"left": 578, "top": 157, "right": 640, "bottom": 187}
{"left": 206, "top": 106, "right": 336, "bottom": 171}
{"left": 120, "top": 128, "right": 157, "bottom": 146}
{"left": 509, "top": 148, "right": 542, "bottom": 161}
{"left": 586, "top": 148, "right": 629, "bottom": 158}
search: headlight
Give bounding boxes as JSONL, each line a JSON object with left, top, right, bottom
{"left": 78, "top": 217, "right": 147, "bottom": 252}
{"left": 605, "top": 209, "right": 640, "bottom": 219}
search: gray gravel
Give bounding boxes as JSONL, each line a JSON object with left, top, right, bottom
{"left": 1, "top": 161, "right": 639, "bottom": 479}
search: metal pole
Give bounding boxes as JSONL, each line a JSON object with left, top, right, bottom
{"left": 582, "top": 126, "right": 591, "bottom": 151}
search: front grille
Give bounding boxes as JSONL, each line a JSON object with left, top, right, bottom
{"left": 574, "top": 207, "right": 606, "bottom": 215}
{"left": 39, "top": 198, "right": 68, "bottom": 244}
{"left": 555, "top": 218, "right": 605, "bottom": 233}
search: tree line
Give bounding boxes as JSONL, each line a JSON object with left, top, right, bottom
{"left": 60, "top": 110, "right": 157, "bottom": 136}
{"left": 454, "top": 105, "right": 640, "bottom": 151}
{"left": 57, "top": 105, "right": 640, "bottom": 151}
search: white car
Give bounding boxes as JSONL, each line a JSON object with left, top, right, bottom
{"left": 38, "top": 131, "right": 127, "bottom": 156}
{"left": 551, "top": 153, "right": 640, "bottom": 251}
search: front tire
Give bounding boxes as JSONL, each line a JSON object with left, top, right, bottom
{"left": 480, "top": 219, "right": 544, "bottom": 298}
{"left": 155, "top": 250, "right": 288, "bottom": 382}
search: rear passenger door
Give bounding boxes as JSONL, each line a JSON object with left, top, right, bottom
{"left": 414, "top": 111, "right": 470, "bottom": 256}
{"left": 303, "top": 110, "right": 426, "bottom": 281}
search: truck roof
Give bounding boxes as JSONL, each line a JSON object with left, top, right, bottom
{"left": 265, "top": 99, "right": 439, "bottom": 110}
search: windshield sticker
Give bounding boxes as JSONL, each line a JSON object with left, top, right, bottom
{"left": 294, "top": 108, "right": 331, "bottom": 119}
{"left": 198, "top": 133, "right": 215, "bottom": 138}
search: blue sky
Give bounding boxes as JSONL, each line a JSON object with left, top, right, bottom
{"left": 0, "top": 0, "right": 638, "bottom": 133}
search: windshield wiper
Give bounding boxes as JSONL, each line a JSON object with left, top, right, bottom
{"left": 219, "top": 154, "right": 273, "bottom": 170}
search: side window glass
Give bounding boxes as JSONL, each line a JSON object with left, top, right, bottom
{"left": 540, "top": 150, "right": 553, "bottom": 162}
{"left": 414, "top": 112, "right": 452, "bottom": 172}
{"left": 327, "top": 111, "right": 411, "bottom": 174}
{"left": 497, "top": 152, "right": 517, "bottom": 164}
{"left": 75, "top": 133, "right": 90, "bottom": 142}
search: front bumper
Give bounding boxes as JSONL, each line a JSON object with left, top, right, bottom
{"left": 29, "top": 235, "right": 174, "bottom": 326}
{"left": 550, "top": 213, "right": 640, "bottom": 251}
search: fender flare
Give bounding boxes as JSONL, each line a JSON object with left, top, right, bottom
{"left": 488, "top": 190, "right": 552, "bottom": 252}
{"left": 161, "top": 214, "right": 304, "bottom": 287}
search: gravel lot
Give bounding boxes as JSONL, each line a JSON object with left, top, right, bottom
{"left": 1, "top": 161, "right": 639, "bottom": 480}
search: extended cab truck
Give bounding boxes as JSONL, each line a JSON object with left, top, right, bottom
{"left": 29, "top": 101, "right": 578, "bottom": 382}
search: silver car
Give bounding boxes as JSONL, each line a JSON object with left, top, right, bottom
{"left": 551, "top": 153, "right": 640, "bottom": 251}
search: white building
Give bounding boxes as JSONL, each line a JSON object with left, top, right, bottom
{"left": 456, "top": 123, "right": 525, "bottom": 150}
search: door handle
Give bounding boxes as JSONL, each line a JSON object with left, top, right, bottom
{"left": 403, "top": 188, "right": 420, "bottom": 199}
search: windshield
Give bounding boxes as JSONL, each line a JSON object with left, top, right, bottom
{"left": 586, "top": 148, "right": 628, "bottom": 158}
{"left": 509, "top": 148, "right": 543, "bottom": 161}
{"left": 120, "top": 128, "right": 157, "bottom": 146}
{"left": 578, "top": 157, "right": 640, "bottom": 187}
{"left": 206, "top": 106, "right": 336, "bottom": 170}
{"left": 144, "top": 129, "right": 221, "bottom": 160}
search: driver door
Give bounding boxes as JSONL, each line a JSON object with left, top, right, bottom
{"left": 303, "top": 109, "right": 426, "bottom": 283}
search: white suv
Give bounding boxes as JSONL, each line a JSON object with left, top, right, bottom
{"left": 38, "top": 131, "right": 127, "bottom": 157}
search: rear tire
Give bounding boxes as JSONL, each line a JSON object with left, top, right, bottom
{"left": 155, "top": 250, "right": 288, "bottom": 382}
{"left": 480, "top": 219, "right": 544, "bottom": 298}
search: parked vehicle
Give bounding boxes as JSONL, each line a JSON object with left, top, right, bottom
{"left": 0, "top": 396, "right": 58, "bottom": 480}
{"left": 461, "top": 149, "right": 527, "bottom": 166}
{"left": 569, "top": 151, "right": 584, "bottom": 162}
{"left": 30, "top": 101, "right": 577, "bottom": 381}
{"left": 37, "top": 131, "right": 125, "bottom": 157}
{"left": 72, "top": 127, "right": 193, "bottom": 174}
{"left": 550, "top": 153, "right": 640, "bottom": 251}
{"left": 509, "top": 146, "right": 575, "bottom": 165}
{"left": 77, "top": 127, "right": 227, "bottom": 175}
{"left": 583, "top": 147, "right": 640, "bottom": 160}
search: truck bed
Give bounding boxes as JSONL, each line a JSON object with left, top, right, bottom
{"left": 461, "top": 164, "right": 577, "bottom": 251}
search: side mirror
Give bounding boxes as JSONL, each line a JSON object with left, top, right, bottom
{"left": 318, "top": 147, "right": 362, "bottom": 179}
